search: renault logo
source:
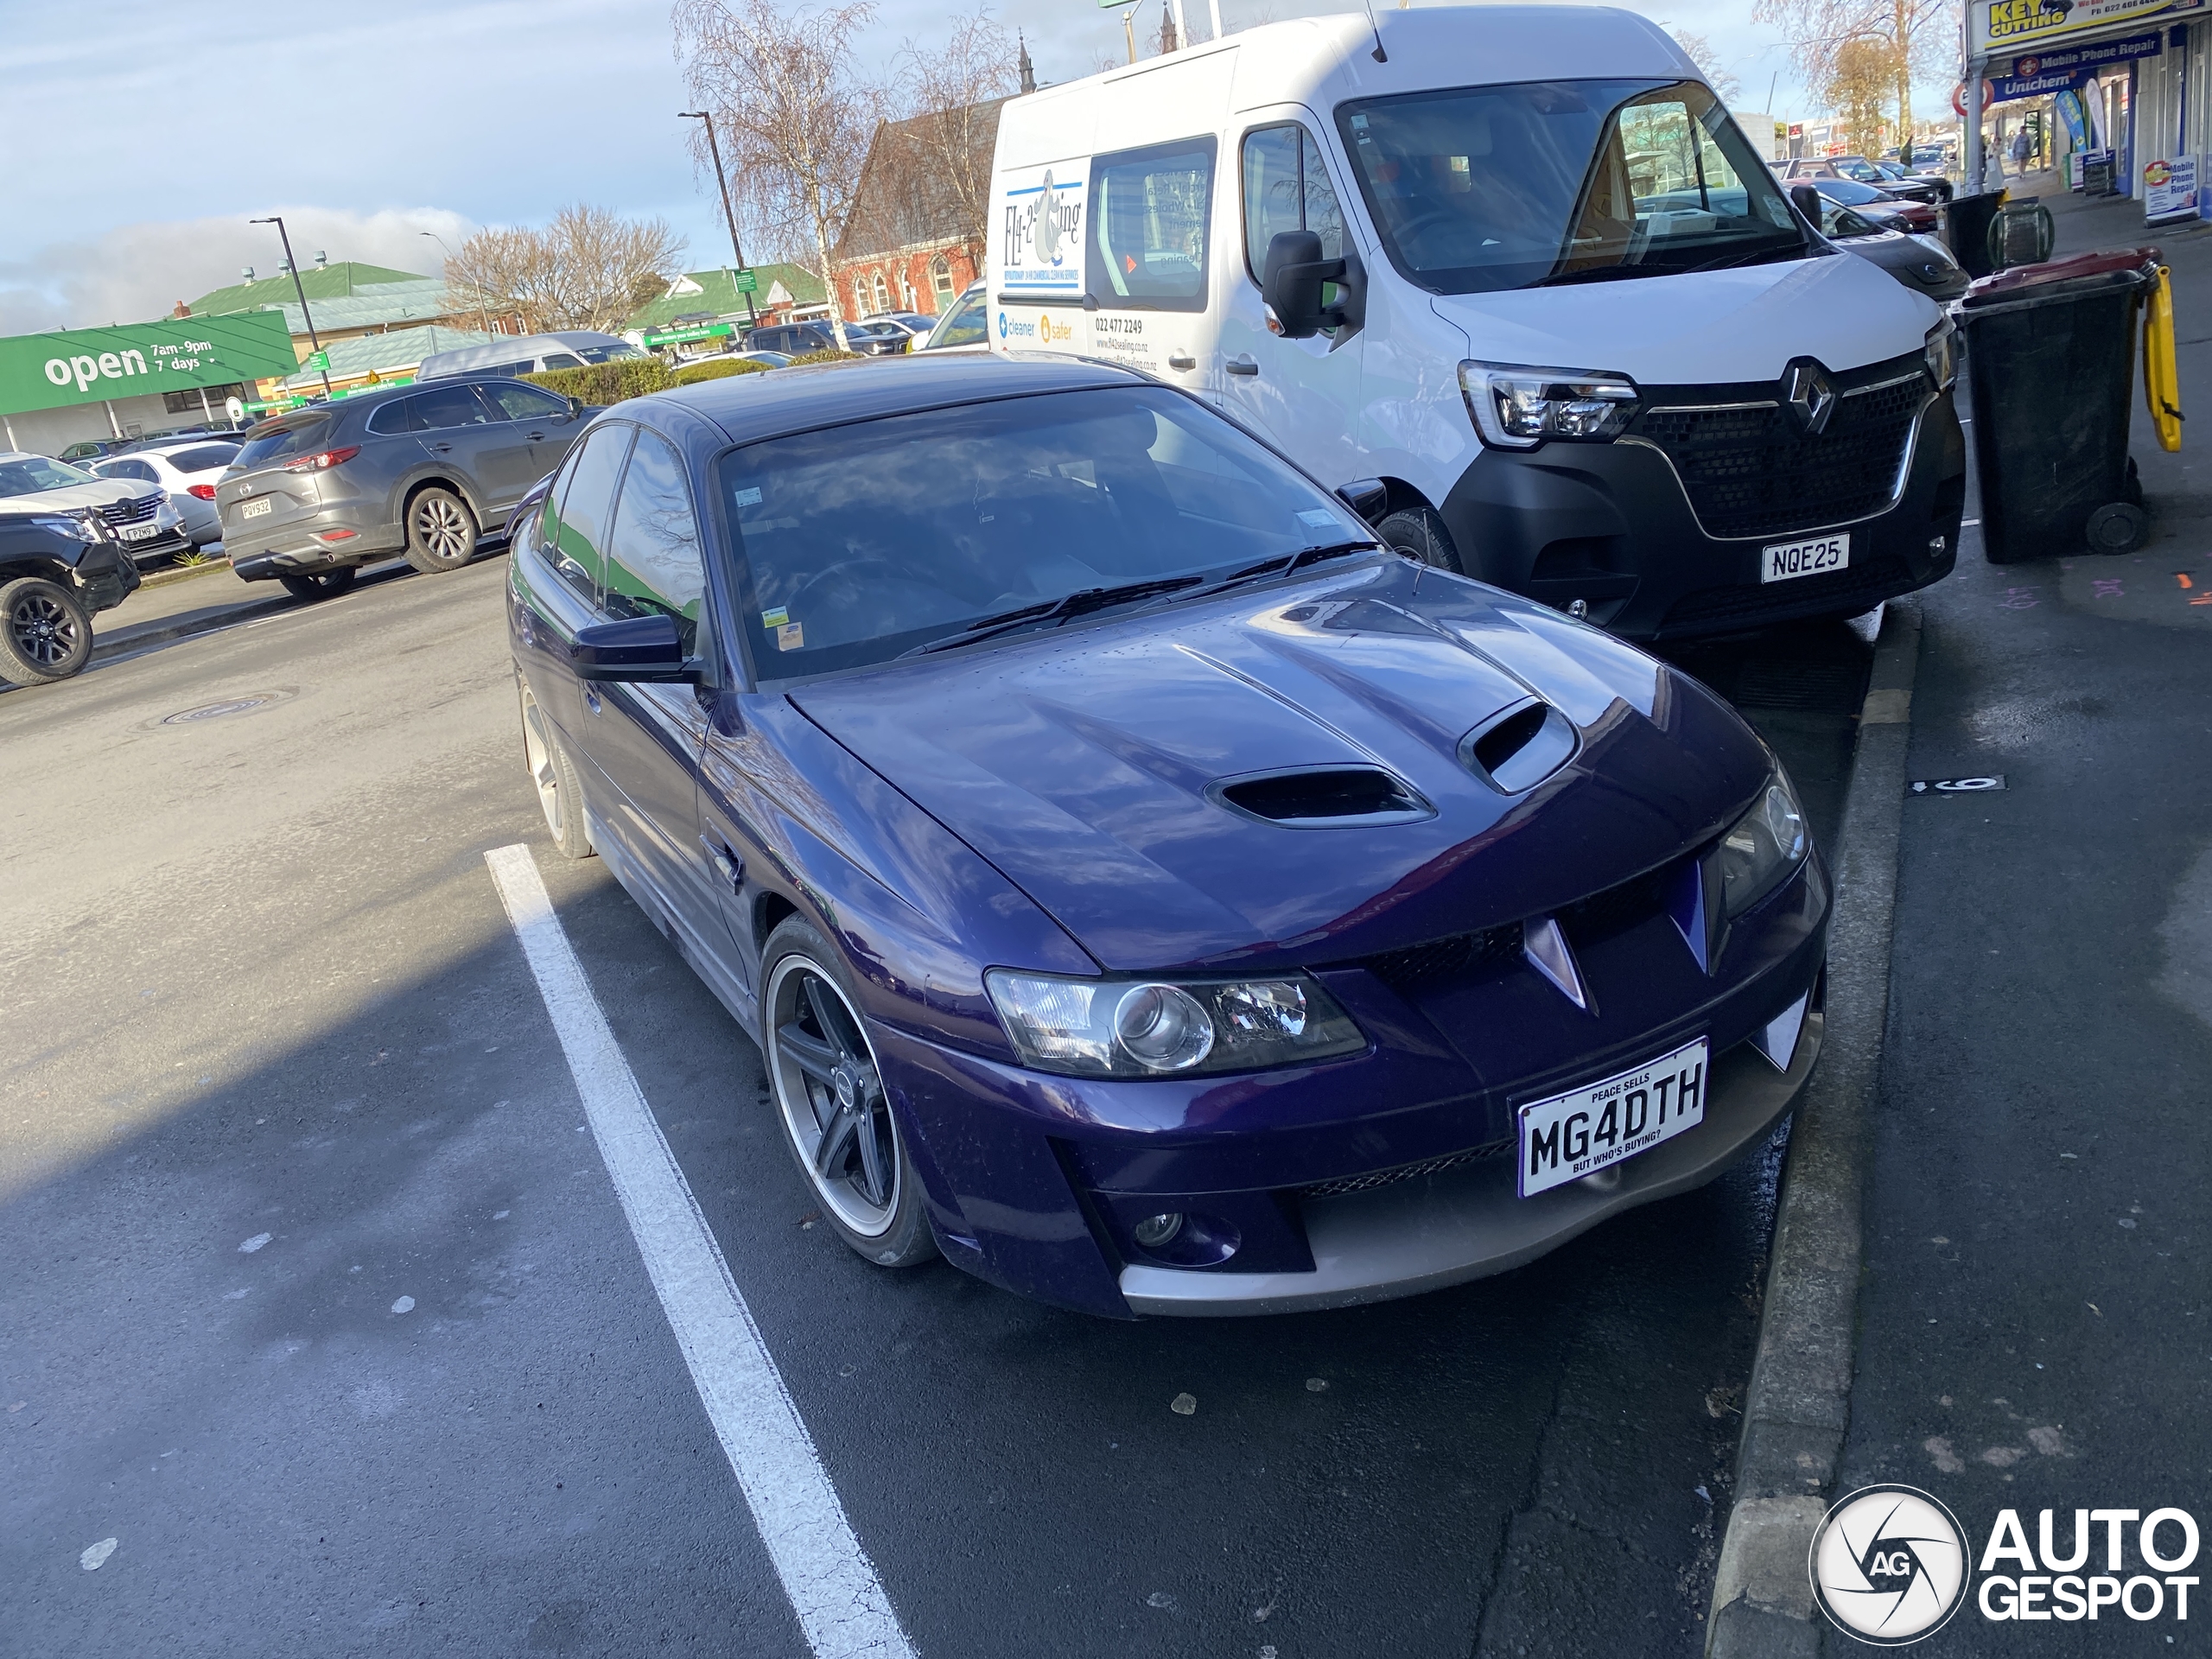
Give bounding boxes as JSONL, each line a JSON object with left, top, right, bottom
{"left": 1782, "top": 359, "right": 1837, "bottom": 435}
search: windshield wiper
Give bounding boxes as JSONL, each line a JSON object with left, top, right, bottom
{"left": 900, "top": 575, "right": 1204, "bottom": 657}
{"left": 1530, "top": 264, "right": 1653, "bottom": 288}
{"left": 1187, "top": 540, "right": 1383, "bottom": 597}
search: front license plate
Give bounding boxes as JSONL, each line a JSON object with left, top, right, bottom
{"left": 1517, "top": 1036, "right": 1709, "bottom": 1198}
{"left": 238, "top": 496, "right": 273, "bottom": 520}
{"left": 1761, "top": 531, "right": 1849, "bottom": 583}
{"left": 117, "top": 522, "right": 160, "bottom": 541}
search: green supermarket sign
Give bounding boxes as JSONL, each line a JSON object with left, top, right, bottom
{"left": 734, "top": 268, "right": 758, "bottom": 294}
{"left": 0, "top": 311, "right": 300, "bottom": 417}
{"left": 642, "top": 321, "right": 737, "bottom": 347}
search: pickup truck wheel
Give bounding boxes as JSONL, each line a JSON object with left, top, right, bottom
{"left": 279, "top": 568, "right": 358, "bottom": 601}
{"left": 0, "top": 576, "right": 92, "bottom": 684}
{"left": 404, "top": 487, "right": 479, "bottom": 574}
{"left": 1376, "top": 506, "right": 1465, "bottom": 575}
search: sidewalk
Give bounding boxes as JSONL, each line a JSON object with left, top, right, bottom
{"left": 1829, "top": 170, "right": 2212, "bottom": 1644}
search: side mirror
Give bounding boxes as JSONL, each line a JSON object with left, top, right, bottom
{"left": 571, "top": 613, "right": 693, "bottom": 683}
{"left": 565, "top": 396, "right": 586, "bottom": 420}
{"left": 1335, "top": 478, "right": 1389, "bottom": 524}
{"left": 1789, "top": 184, "right": 1825, "bottom": 228}
{"left": 1263, "top": 230, "right": 1364, "bottom": 340}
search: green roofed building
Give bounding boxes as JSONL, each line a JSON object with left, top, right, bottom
{"left": 275, "top": 324, "right": 497, "bottom": 396}
{"left": 623, "top": 264, "right": 828, "bottom": 336}
{"left": 183, "top": 261, "right": 429, "bottom": 319}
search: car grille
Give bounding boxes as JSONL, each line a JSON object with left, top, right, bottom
{"left": 99, "top": 493, "right": 162, "bottom": 526}
{"left": 1663, "top": 554, "right": 1914, "bottom": 632}
{"left": 1634, "top": 375, "right": 1927, "bottom": 540}
{"left": 1346, "top": 861, "right": 1680, "bottom": 995}
{"left": 1300, "top": 1139, "right": 1514, "bottom": 1199}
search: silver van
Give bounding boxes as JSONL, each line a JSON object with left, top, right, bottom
{"left": 416, "top": 332, "right": 645, "bottom": 383}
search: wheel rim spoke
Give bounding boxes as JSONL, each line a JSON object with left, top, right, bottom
{"left": 802, "top": 977, "right": 855, "bottom": 1062}
{"left": 852, "top": 1092, "right": 891, "bottom": 1205}
{"left": 814, "top": 1100, "right": 860, "bottom": 1176}
{"left": 776, "top": 1021, "right": 841, "bottom": 1086}
{"left": 771, "top": 961, "right": 899, "bottom": 1234}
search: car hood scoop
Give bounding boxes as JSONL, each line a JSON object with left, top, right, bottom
{"left": 791, "top": 559, "right": 1766, "bottom": 972}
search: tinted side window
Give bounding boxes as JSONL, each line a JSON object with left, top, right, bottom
{"left": 541, "top": 424, "right": 633, "bottom": 608}
{"left": 99, "top": 459, "right": 159, "bottom": 482}
{"left": 601, "top": 431, "right": 704, "bottom": 652}
{"left": 1242, "top": 124, "right": 1346, "bottom": 281}
{"left": 365, "top": 398, "right": 416, "bottom": 435}
{"left": 168, "top": 444, "right": 239, "bottom": 472}
{"left": 1088, "top": 137, "right": 1217, "bottom": 311}
{"left": 481, "top": 383, "right": 569, "bottom": 422}
{"left": 541, "top": 353, "right": 587, "bottom": 370}
{"left": 410, "top": 385, "right": 494, "bottom": 431}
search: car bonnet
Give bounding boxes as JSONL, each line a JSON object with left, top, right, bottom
{"left": 0, "top": 476, "right": 144, "bottom": 515}
{"left": 788, "top": 558, "right": 1771, "bottom": 974}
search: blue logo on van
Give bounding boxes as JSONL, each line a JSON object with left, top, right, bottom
{"left": 998, "top": 311, "right": 1009, "bottom": 339}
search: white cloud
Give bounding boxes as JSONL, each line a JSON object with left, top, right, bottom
{"left": 0, "top": 207, "right": 479, "bottom": 334}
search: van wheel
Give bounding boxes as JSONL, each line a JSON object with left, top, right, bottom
{"left": 1377, "top": 507, "right": 1465, "bottom": 575}
{"left": 0, "top": 576, "right": 92, "bottom": 684}
{"left": 279, "top": 568, "right": 358, "bottom": 601}
{"left": 404, "top": 488, "right": 479, "bottom": 574}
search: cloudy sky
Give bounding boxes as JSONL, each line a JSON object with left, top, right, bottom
{"left": 2, "top": 0, "right": 1859, "bottom": 336}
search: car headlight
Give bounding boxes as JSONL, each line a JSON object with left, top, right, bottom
{"left": 1459, "top": 360, "right": 1640, "bottom": 449}
{"left": 28, "top": 511, "right": 105, "bottom": 543}
{"left": 1718, "top": 767, "right": 1809, "bottom": 918}
{"left": 1923, "top": 316, "right": 1958, "bottom": 391}
{"left": 984, "top": 969, "right": 1366, "bottom": 1077}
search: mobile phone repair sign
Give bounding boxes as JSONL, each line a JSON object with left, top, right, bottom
{"left": 0, "top": 312, "right": 300, "bottom": 416}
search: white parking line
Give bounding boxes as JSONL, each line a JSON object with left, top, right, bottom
{"left": 485, "top": 843, "right": 915, "bottom": 1659}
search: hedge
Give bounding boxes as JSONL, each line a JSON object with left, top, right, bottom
{"left": 785, "top": 349, "right": 868, "bottom": 367}
{"left": 671, "top": 356, "right": 772, "bottom": 385}
{"left": 520, "top": 359, "right": 676, "bottom": 404}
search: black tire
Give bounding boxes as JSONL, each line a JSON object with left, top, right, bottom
{"left": 517, "top": 677, "right": 594, "bottom": 861}
{"left": 1376, "top": 506, "right": 1465, "bottom": 575}
{"left": 278, "top": 567, "right": 358, "bottom": 602}
{"left": 0, "top": 576, "right": 93, "bottom": 685}
{"left": 760, "top": 918, "right": 938, "bottom": 1269}
{"left": 404, "top": 486, "right": 479, "bottom": 574}
{"left": 2086, "top": 501, "right": 2149, "bottom": 555}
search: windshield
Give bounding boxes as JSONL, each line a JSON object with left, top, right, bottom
{"left": 1338, "top": 79, "right": 1803, "bottom": 294}
{"left": 717, "top": 386, "right": 1372, "bottom": 680}
{"left": 0, "top": 455, "right": 97, "bottom": 497}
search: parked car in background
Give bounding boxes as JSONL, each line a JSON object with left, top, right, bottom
{"left": 841, "top": 321, "right": 919, "bottom": 357}
{"left": 217, "top": 377, "right": 588, "bottom": 601}
{"left": 56, "top": 438, "right": 137, "bottom": 466}
{"left": 91, "top": 440, "right": 240, "bottom": 549}
{"left": 1782, "top": 156, "right": 1949, "bottom": 206}
{"left": 742, "top": 321, "right": 845, "bottom": 356}
{"left": 0, "top": 463, "right": 144, "bottom": 683}
{"left": 1799, "top": 175, "right": 1942, "bottom": 234}
{"left": 1793, "top": 189, "right": 1969, "bottom": 304}
{"left": 0, "top": 450, "right": 188, "bottom": 569}
{"left": 910, "top": 282, "right": 987, "bottom": 353}
{"left": 416, "top": 331, "right": 645, "bottom": 383}
{"left": 505, "top": 354, "right": 1831, "bottom": 1315}
{"left": 862, "top": 310, "right": 938, "bottom": 336}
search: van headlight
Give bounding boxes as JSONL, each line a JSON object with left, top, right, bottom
{"left": 1923, "top": 316, "right": 1958, "bottom": 390}
{"left": 985, "top": 970, "right": 1365, "bottom": 1077}
{"left": 1459, "top": 361, "right": 1640, "bottom": 448}
{"left": 1718, "top": 767, "right": 1809, "bottom": 917}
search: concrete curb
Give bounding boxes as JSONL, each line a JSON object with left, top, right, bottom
{"left": 90, "top": 593, "right": 296, "bottom": 666}
{"left": 1706, "top": 601, "right": 1923, "bottom": 1659}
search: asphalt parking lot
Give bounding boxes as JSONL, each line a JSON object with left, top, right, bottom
{"left": 0, "top": 550, "right": 1874, "bottom": 1657}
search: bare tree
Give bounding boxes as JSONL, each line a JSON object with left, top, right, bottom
{"left": 1753, "top": 0, "right": 1957, "bottom": 143}
{"left": 893, "top": 10, "right": 1024, "bottom": 266}
{"left": 674, "top": 0, "right": 884, "bottom": 350}
{"left": 446, "top": 207, "right": 686, "bottom": 334}
{"left": 1671, "top": 29, "right": 1743, "bottom": 105}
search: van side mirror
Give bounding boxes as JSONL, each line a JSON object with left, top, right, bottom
{"left": 571, "top": 613, "right": 694, "bottom": 683}
{"left": 1263, "top": 231, "right": 1364, "bottom": 339}
{"left": 1789, "top": 184, "right": 1825, "bottom": 229}
{"left": 1335, "top": 478, "right": 1389, "bottom": 524}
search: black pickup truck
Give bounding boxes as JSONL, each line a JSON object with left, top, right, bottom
{"left": 0, "top": 508, "right": 141, "bottom": 684}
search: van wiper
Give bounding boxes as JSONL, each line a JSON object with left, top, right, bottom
{"left": 901, "top": 575, "right": 1204, "bottom": 656}
{"left": 1531, "top": 264, "right": 1652, "bottom": 288}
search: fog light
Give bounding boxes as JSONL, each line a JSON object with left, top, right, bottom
{"left": 1133, "top": 1212, "right": 1185, "bottom": 1249}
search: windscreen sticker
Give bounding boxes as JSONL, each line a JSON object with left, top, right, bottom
{"left": 776, "top": 621, "right": 804, "bottom": 652}
{"left": 760, "top": 607, "right": 789, "bottom": 629}
{"left": 734, "top": 486, "right": 763, "bottom": 507}
{"left": 1298, "top": 509, "right": 1338, "bottom": 527}
{"left": 998, "top": 162, "right": 1089, "bottom": 296}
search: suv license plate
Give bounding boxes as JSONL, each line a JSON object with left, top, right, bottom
{"left": 239, "top": 496, "right": 273, "bottom": 520}
{"left": 1762, "top": 532, "right": 1848, "bottom": 583}
{"left": 1517, "top": 1036, "right": 1709, "bottom": 1197}
{"left": 117, "top": 522, "right": 161, "bottom": 541}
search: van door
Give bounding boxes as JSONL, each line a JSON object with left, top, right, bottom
{"left": 1217, "top": 115, "right": 1364, "bottom": 486}
{"left": 1080, "top": 137, "right": 1220, "bottom": 398}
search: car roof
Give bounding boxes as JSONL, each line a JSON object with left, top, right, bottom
{"left": 640, "top": 353, "right": 1146, "bottom": 447}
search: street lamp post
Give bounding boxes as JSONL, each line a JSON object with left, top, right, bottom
{"left": 422, "top": 230, "right": 493, "bottom": 335}
{"left": 251, "top": 215, "right": 333, "bottom": 399}
{"left": 678, "top": 111, "right": 759, "bottom": 327}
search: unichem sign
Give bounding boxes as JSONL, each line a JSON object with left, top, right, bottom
{"left": 0, "top": 312, "right": 300, "bottom": 418}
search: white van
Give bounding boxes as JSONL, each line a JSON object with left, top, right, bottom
{"left": 415, "top": 331, "right": 644, "bottom": 383}
{"left": 985, "top": 7, "right": 1966, "bottom": 638}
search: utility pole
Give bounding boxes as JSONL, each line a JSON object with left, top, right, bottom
{"left": 680, "top": 111, "right": 758, "bottom": 327}
{"left": 251, "top": 215, "right": 333, "bottom": 399}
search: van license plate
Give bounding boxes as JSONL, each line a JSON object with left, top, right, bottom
{"left": 1761, "top": 532, "right": 1848, "bottom": 582}
{"left": 239, "top": 497, "right": 273, "bottom": 520}
{"left": 1516, "top": 1036, "right": 1708, "bottom": 1197}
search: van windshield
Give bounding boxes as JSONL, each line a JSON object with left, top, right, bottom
{"left": 1338, "top": 79, "right": 1805, "bottom": 295}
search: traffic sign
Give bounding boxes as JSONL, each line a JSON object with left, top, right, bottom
{"left": 305, "top": 349, "right": 330, "bottom": 372}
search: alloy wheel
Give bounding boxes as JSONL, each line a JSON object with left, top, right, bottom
{"left": 518, "top": 684, "right": 563, "bottom": 838}
{"left": 10, "top": 590, "right": 81, "bottom": 669}
{"left": 415, "top": 495, "right": 471, "bottom": 562}
{"left": 766, "top": 957, "right": 901, "bottom": 1236}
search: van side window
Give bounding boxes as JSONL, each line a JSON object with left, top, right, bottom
{"left": 1241, "top": 125, "right": 1346, "bottom": 282}
{"left": 1086, "top": 137, "right": 1217, "bottom": 311}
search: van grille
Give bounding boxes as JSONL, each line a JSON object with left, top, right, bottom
{"left": 1635, "top": 376, "right": 1926, "bottom": 541}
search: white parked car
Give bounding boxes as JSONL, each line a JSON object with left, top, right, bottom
{"left": 0, "top": 451, "right": 188, "bottom": 566}
{"left": 92, "top": 440, "right": 241, "bottom": 550}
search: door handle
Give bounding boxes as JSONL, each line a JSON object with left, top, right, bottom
{"left": 1226, "top": 353, "right": 1259, "bottom": 377}
{"left": 525, "top": 430, "right": 547, "bottom": 440}
{"left": 701, "top": 836, "right": 745, "bottom": 893}
{"left": 427, "top": 442, "right": 453, "bottom": 454}
{"left": 1166, "top": 350, "right": 1197, "bottom": 371}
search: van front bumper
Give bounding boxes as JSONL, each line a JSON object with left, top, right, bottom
{"left": 1439, "top": 379, "right": 1965, "bottom": 640}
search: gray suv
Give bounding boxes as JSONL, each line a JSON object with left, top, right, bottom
{"left": 216, "top": 378, "right": 588, "bottom": 600}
